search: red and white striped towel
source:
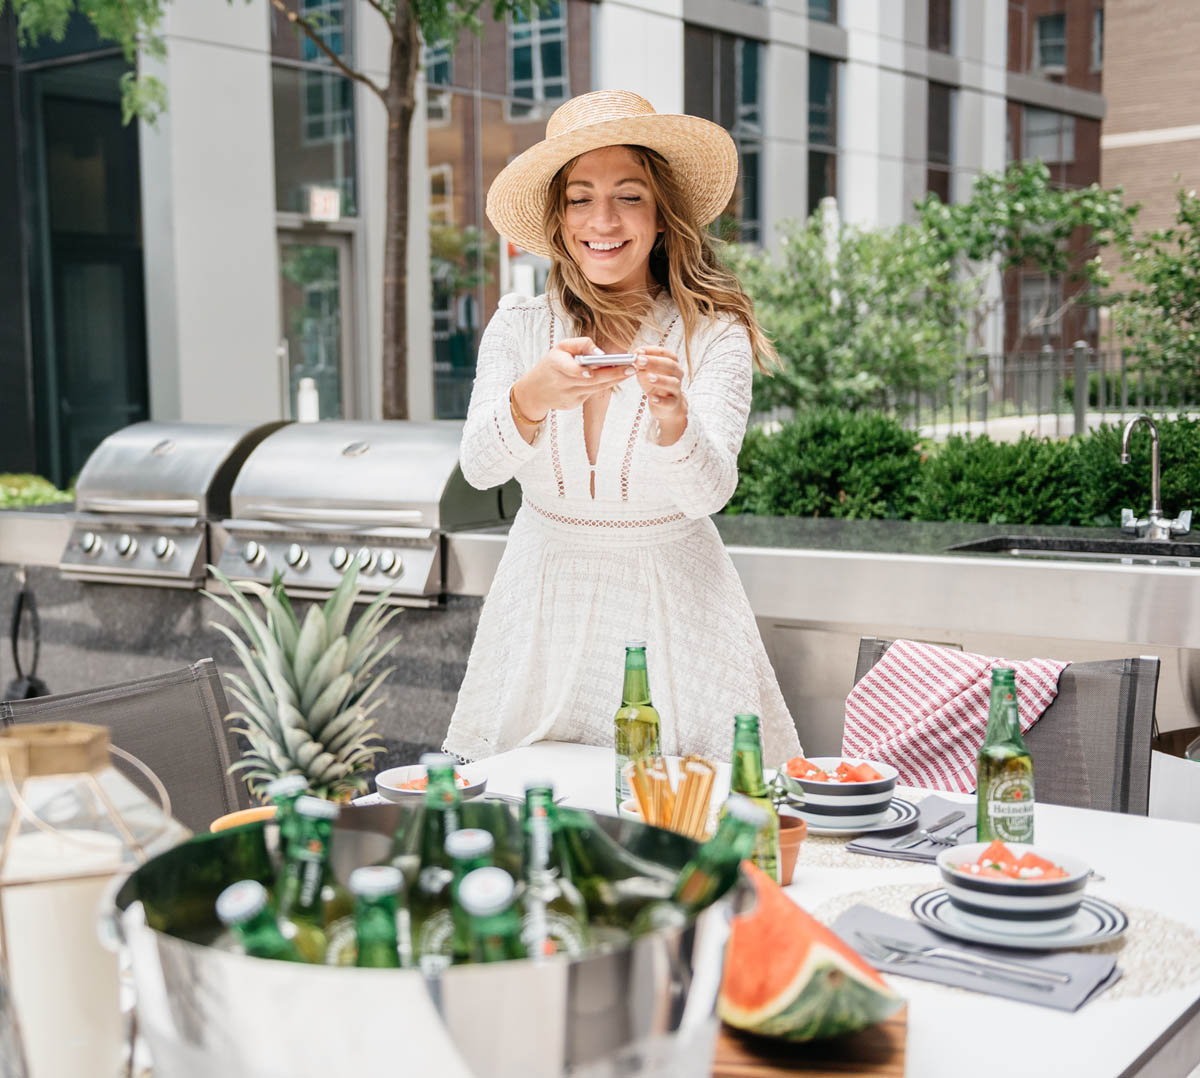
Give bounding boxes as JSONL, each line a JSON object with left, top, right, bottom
{"left": 842, "top": 640, "right": 1069, "bottom": 793}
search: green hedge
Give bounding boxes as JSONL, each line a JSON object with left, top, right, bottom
{"left": 0, "top": 474, "right": 73, "bottom": 509}
{"left": 731, "top": 413, "right": 1200, "bottom": 526}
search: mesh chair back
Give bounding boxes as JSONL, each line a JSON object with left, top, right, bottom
{"left": 0, "top": 659, "right": 250, "bottom": 832}
{"left": 851, "top": 637, "right": 1160, "bottom": 815}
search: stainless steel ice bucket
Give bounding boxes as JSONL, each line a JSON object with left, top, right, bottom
{"left": 110, "top": 802, "right": 740, "bottom": 1078}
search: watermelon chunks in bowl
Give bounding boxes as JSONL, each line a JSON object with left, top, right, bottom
{"left": 718, "top": 862, "right": 903, "bottom": 1041}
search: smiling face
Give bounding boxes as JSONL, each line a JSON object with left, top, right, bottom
{"left": 561, "top": 146, "right": 662, "bottom": 292}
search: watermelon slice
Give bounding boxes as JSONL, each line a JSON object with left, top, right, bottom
{"left": 718, "top": 862, "right": 903, "bottom": 1041}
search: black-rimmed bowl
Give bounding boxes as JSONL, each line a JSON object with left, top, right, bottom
{"left": 781, "top": 757, "right": 898, "bottom": 829}
{"left": 936, "top": 842, "right": 1091, "bottom": 936}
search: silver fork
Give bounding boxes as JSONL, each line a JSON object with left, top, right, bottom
{"left": 924, "top": 821, "right": 976, "bottom": 846}
{"left": 853, "top": 933, "right": 1055, "bottom": 992}
{"left": 855, "top": 930, "right": 1070, "bottom": 986}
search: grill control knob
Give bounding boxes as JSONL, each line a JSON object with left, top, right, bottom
{"left": 242, "top": 540, "right": 266, "bottom": 567}
{"left": 81, "top": 531, "right": 102, "bottom": 555}
{"left": 355, "top": 547, "right": 377, "bottom": 574}
{"left": 330, "top": 546, "right": 350, "bottom": 571}
{"left": 285, "top": 543, "right": 309, "bottom": 569}
{"left": 115, "top": 534, "right": 138, "bottom": 558}
{"left": 378, "top": 550, "right": 403, "bottom": 577}
{"left": 152, "top": 536, "right": 176, "bottom": 560}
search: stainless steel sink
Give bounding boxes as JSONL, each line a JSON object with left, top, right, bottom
{"left": 947, "top": 535, "right": 1200, "bottom": 567}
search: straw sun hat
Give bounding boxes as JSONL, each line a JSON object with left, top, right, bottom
{"left": 486, "top": 89, "right": 739, "bottom": 258}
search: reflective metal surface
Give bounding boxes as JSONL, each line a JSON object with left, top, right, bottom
{"left": 112, "top": 805, "right": 733, "bottom": 1078}
{"left": 218, "top": 422, "right": 519, "bottom": 604}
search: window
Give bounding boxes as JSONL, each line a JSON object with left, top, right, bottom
{"left": 1019, "top": 274, "right": 1063, "bottom": 338}
{"left": 507, "top": 0, "right": 568, "bottom": 120}
{"left": 926, "top": 82, "right": 953, "bottom": 202}
{"left": 1022, "top": 107, "right": 1075, "bottom": 164}
{"left": 808, "top": 54, "right": 837, "bottom": 216}
{"left": 429, "top": 164, "right": 453, "bottom": 225}
{"left": 301, "top": 68, "right": 353, "bottom": 145}
{"left": 423, "top": 42, "right": 453, "bottom": 124}
{"left": 1091, "top": 9, "right": 1103, "bottom": 71}
{"left": 1034, "top": 12, "right": 1066, "bottom": 72}
{"left": 928, "top": 0, "right": 953, "bottom": 54}
{"left": 683, "top": 26, "right": 763, "bottom": 243}
{"left": 807, "top": 0, "right": 836, "bottom": 23}
{"left": 300, "top": 0, "right": 346, "bottom": 61}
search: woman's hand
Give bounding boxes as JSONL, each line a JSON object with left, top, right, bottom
{"left": 511, "top": 336, "right": 630, "bottom": 421}
{"left": 629, "top": 346, "right": 688, "bottom": 445}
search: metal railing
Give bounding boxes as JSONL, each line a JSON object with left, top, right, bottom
{"left": 910, "top": 345, "right": 1200, "bottom": 440}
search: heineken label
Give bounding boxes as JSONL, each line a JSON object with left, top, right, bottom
{"left": 417, "top": 909, "right": 454, "bottom": 965}
{"left": 985, "top": 775, "right": 1035, "bottom": 842}
{"left": 520, "top": 906, "right": 586, "bottom": 958}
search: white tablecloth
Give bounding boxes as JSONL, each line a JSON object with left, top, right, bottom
{"left": 401, "top": 741, "right": 1200, "bottom": 1078}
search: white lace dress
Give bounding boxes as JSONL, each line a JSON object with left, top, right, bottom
{"left": 444, "top": 291, "right": 801, "bottom": 767}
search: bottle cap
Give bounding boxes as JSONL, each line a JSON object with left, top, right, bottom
{"left": 457, "top": 866, "right": 516, "bottom": 917}
{"left": 421, "top": 752, "right": 458, "bottom": 770}
{"left": 348, "top": 865, "right": 404, "bottom": 898}
{"left": 294, "top": 795, "right": 340, "bottom": 820}
{"left": 724, "top": 794, "right": 769, "bottom": 829}
{"left": 992, "top": 667, "right": 1016, "bottom": 681}
{"left": 215, "top": 879, "right": 269, "bottom": 925}
{"left": 624, "top": 640, "right": 647, "bottom": 649}
{"left": 264, "top": 775, "right": 308, "bottom": 800}
{"left": 445, "top": 828, "right": 495, "bottom": 860}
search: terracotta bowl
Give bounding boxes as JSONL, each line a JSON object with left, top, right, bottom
{"left": 778, "top": 813, "right": 808, "bottom": 886}
{"left": 209, "top": 805, "right": 277, "bottom": 833}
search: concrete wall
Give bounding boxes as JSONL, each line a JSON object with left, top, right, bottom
{"left": 139, "top": 0, "right": 281, "bottom": 424}
{"left": 593, "top": 0, "right": 685, "bottom": 113}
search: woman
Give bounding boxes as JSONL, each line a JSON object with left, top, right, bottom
{"left": 445, "top": 90, "right": 801, "bottom": 766}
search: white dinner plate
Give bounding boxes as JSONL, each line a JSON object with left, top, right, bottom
{"left": 791, "top": 795, "right": 920, "bottom": 836}
{"left": 911, "top": 888, "right": 1128, "bottom": 950}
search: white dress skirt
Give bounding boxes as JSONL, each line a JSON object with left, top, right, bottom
{"left": 444, "top": 291, "right": 801, "bottom": 768}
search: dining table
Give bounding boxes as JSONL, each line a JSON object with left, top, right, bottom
{"left": 400, "top": 740, "right": 1200, "bottom": 1078}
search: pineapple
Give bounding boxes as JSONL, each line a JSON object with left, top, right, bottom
{"left": 204, "top": 563, "right": 400, "bottom": 801}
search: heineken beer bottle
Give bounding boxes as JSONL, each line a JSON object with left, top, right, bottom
{"left": 613, "top": 641, "right": 661, "bottom": 807}
{"left": 458, "top": 867, "right": 528, "bottom": 963}
{"left": 216, "top": 880, "right": 304, "bottom": 962}
{"left": 275, "top": 795, "right": 340, "bottom": 962}
{"left": 265, "top": 774, "right": 308, "bottom": 865}
{"left": 630, "top": 795, "right": 766, "bottom": 937}
{"left": 519, "top": 780, "right": 589, "bottom": 957}
{"left": 444, "top": 828, "right": 495, "bottom": 964}
{"left": 723, "top": 713, "right": 780, "bottom": 882}
{"left": 349, "top": 865, "right": 405, "bottom": 968}
{"left": 976, "top": 668, "right": 1035, "bottom": 843}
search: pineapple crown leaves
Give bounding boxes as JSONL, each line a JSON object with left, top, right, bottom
{"left": 203, "top": 564, "right": 402, "bottom": 801}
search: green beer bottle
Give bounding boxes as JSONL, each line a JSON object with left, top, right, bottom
{"left": 445, "top": 828, "right": 496, "bottom": 965}
{"left": 265, "top": 774, "right": 308, "bottom": 854}
{"left": 519, "top": 780, "right": 589, "bottom": 958}
{"left": 350, "top": 865, "right": 405, "bottom": 968}
{"left": 613, "top": 641, "right": 661, "bottom": 807}
{"left": 976, "top": 668, "right": 1035, "bottom": 843}
{"left": 406, "top": 752, "right": 465, "bottom": 968}
{"left": 216, "top": 879, "right": 303, "bottom": 962}
{"left": 276, "top": 795, "right": 338, "bottom": 963}
{"left": 458, "top": 867, "right": 528, "bottom": 963}
{"left": 630, "top": 795, "right": 767, "bottom": 937}
{"left": 723, "top": 714, "right": 780, "bottom": 882}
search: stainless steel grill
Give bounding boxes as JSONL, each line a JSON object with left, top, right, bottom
{"left": 214, "top": 421, "right": 518, "bottom": 606}
{"left": 59, "top": 421, "right": 284, "bottom": 588}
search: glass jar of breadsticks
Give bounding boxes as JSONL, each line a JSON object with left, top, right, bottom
{"left": 624, "top": 756, "right": 717, "bottom": 840}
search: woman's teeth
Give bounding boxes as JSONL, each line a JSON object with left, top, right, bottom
{"left": 586, "top": 241, "right": 627, "bottom": 251}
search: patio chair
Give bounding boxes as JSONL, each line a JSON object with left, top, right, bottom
{"left": 0, "top": 658, "right": 251, "bottom": 832}
{"left": 851, "top": 637, "right": 1161, "bottom": 815}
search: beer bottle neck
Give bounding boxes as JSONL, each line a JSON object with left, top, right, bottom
{"left": 984, "top": 676, "right": 1024, "bottom": 746}
{"left": 621, "top": 650, "right": 651, "bottom": 705}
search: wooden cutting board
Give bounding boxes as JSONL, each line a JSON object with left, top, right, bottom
{"left": 711, "top": 1009, "right": 907, "bottom": 1077}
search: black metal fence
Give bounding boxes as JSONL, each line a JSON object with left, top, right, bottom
{"left": 910, "top": 346, "right": 1200, "bottom": 438}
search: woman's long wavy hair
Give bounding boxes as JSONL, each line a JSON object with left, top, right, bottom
{"left": 542, "top": 145, "right": 778, "bottom": 375}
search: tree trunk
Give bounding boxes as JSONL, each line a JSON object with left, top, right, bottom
{"left": 381, "top": 6, "right": 421, "bottom": 419}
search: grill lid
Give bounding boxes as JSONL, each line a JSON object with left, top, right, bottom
{"left": 229, "top": 421, "right": 511, "bottom": 531}
{"left": 75, "top": 421, "right": 285, "bottom": 519}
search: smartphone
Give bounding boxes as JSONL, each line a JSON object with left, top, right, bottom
{"left": 578, "top": 353, "right": 637, "bottom": 368}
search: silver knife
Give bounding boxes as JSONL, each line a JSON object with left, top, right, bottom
{"left": 888, "top": 809, "right": 965, "bottom": 850}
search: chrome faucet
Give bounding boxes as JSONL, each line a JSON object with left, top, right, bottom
{"left": 1119, "top": 414, "right": 1192, "bottom": 540}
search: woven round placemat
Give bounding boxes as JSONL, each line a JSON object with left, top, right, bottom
{"left": 812, "top": 882, "right": 1200, "bottom": 1000}
{"left": 795, "top": 833, "right": 932, "bottom": 871}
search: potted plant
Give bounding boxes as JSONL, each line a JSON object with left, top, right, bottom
{"left": 204, "top": 564, "right": 399, "bottom": 809}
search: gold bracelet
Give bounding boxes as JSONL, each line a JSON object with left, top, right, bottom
{"left": 509, "top": 386, "right": 543, "bottom": 427}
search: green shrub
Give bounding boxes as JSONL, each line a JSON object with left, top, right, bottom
{"left": 910, "top": 435, "right": 1081, "bottom": 525}
{"left": 729, "top": 411, "right": 922, "bottom": 519}
{"left": 0, "top": 474, "right": 72, "bottom": 509}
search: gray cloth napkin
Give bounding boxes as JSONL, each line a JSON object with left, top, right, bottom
{"left": 847, "top": 794, "right": 977, "bottom": 863}
{"left": 832, "top": 904, "right": 1121, "bottom": 1011}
